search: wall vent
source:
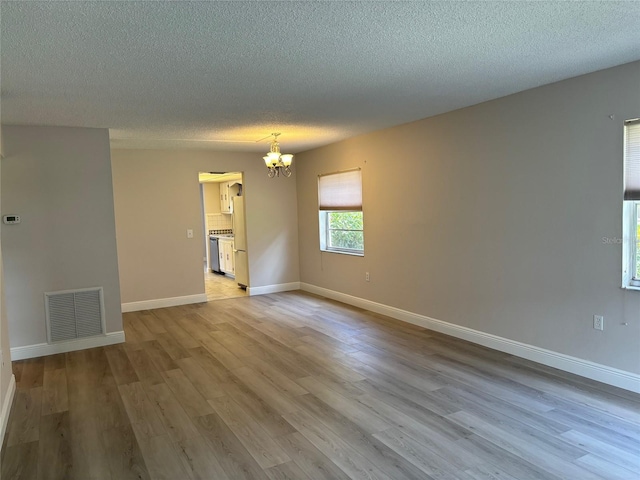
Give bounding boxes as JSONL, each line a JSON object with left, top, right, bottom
{"left": 45, "top": 287, "right": 106, "bottom": 343}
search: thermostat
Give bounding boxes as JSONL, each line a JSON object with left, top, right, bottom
{"left": 3, "top": 215, "right": 21, "bottom": 225}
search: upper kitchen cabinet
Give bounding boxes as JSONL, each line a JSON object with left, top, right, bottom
{"left": 220, "top": 181, "right": 242, "bottom": 214}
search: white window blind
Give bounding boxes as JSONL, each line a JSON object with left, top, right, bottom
{"left": 624, "top": 119, "right": 640, "bottom": 201}
{"left": 318, "top": 169, "right": 362, "bottom": 211}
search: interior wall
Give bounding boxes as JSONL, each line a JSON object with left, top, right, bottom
{"left": 1, "top": 126, "right": 123, "bottom": 349}
{"left": 296, "top": 61, "right": 640, "bottom": 374}
{"left": 111, "top": 149, "right": 299, "bottom": 304}
{"left": 0, "top": 242, "right": 10, "bottom": 404}
{"left": 0, "top": 120, "right": 14, "bottom": 422}
{"left": 203, "top": 182, "right": 221, "bottom": 214}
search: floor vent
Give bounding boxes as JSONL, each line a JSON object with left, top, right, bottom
{"left": 45, "top": 287, "right": 105, "bottom": 343}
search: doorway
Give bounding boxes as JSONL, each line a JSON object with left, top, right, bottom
{"left": 199, "top": 172, "right": 248, "bottom": 301}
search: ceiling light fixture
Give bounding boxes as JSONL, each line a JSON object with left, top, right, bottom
{"left": 263, "top": 133, "right": 293, "bottom": 178}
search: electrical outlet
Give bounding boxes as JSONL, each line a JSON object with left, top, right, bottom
{"left": 365, "top": 272, "right": 370, "bottom": 282}
{"left": 593, "top": 315, "right": 604, "bottom": 331}
{"left": 187, "top": 229, "right": 194, "bottom": 239}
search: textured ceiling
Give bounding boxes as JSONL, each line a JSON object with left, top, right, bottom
{"left": 1, "top": 1, "right": 639, "bottom": 153}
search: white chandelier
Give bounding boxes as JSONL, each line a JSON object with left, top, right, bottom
{"left": 263, "top": 133, "right": 293, "bottom": 178}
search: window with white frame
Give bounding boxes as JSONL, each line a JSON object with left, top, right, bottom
{"left": 318, "top": 169, "right": 364, "bottom": 255}
{"left": 623, "top": 119, "right": 640, "bottom": 289}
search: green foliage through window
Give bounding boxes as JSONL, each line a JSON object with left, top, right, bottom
{"left": 635, "top": 204, "right": 640, "bottom": 279}
{"left": 327, "top": 211, "right": 364, "bottom": 252}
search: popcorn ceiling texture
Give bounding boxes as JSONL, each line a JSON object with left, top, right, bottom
{"left": 1, "top": 1, "right": 639, "bottom": 152}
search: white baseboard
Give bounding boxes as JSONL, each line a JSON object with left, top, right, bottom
{"left": 300, "top": 283, "right": 640, "bottom": 394}
{"left": 121, "top": 293, "right": 208, "bottom": 312}
{"left": 248, "top": 282, "right": 301, "bottom": 296}
{"left": 10, "top": 331, "right": 126, "bottom": 361}
{"left": 1, "top": 374, "right": 16, "bottom": 446}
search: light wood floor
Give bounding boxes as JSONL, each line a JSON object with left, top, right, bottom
{"left": 2, "top": 291, "right": 639, "bottom": 479}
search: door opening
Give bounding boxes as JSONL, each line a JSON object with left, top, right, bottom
{"left": 199, "top": 172, "right": 248, "bottom": 301}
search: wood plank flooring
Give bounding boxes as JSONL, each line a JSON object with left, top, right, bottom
{"left": 2, "top": 291, "right": 639, "bottom": 479}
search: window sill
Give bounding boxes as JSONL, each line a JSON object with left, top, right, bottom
{"left": 320, "top": 249, "right": 364, "bottom": 257}
{"left": 622, "top": 284, "right": 640, "bottom": 292}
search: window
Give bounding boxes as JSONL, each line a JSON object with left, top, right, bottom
{"left": 323, "top": 211, "right": 364, "bottom": 252}
{"left": 633, "top": 203, "right": 640, "bottom": 280}
{"left": 318, "top": 169, "right": 364, "bottom": 255}
{"left": 623, "top": 119, "right": 640, "bottom": 289}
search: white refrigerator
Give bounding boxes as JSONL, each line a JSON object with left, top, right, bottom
{"left": 232, "top": 196, "right": 249, "bottom": 288}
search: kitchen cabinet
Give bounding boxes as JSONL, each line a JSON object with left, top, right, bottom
{"left": 220, "top": 182, "right": 231, "bottom": 213}
{"left": 219, "top": 238, "right": 235, "bottom": 276}
{"left": 220, "top": 181, "right": 242, "bottom": 214}
{"left": 218, "top": 243, "right": 225, "bottom": 273}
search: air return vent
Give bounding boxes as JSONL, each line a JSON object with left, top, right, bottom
{"left": 45, "top": 288, "right": 105, "bottom": 343}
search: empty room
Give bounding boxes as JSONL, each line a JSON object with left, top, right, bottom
{"left": 1, "top": 2, "right": 639, "bottom": 479}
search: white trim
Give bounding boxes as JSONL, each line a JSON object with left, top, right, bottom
{"left": 10, "top": 331, "right": 125, "bottom": 361}
{"left": 623, "top": 285, "right": 640, "bottom": 291}
{"left": 121, "top": 293, "right": 207, "bottom": 313}
{"left": 300, "top": 283, "right": 640, "bottom": 394}
{"left": 247, "top": 282, "right": 301, "bottom": 296}
{"left": 621, "top": 200, "right": 638, "bottom": 289}
{"left": 1, "top": 374, "right": 16, "bottom": 446}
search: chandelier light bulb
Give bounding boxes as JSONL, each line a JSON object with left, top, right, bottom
{"left": 262, "top": 133, "right": 293, "bottom": 178}
{"left": 280, "top": 154, "right": 293, "bottom": 167}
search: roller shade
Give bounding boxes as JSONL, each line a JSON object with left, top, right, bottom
{"left": 318, "top": 169, "right": 362, "bottom": 211}
{"left": 625, "top": 119, "right": 640, "bottom": 201}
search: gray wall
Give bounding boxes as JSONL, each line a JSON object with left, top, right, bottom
{"left": 111, "top": 149, "right": 299, "bottom": 304}
{"left": 0, "top": 119, "right": 14, "bottom": 422}
{"left": 296, "top": 61, "right": 640, "bottom": 374}
{"left": 1, "top": 126, "right": 123, "bottom": 348}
